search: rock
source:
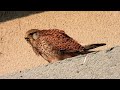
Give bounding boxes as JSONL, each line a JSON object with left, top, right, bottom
{"left": 1, "top": 46, "right": 120, "bottom": 79}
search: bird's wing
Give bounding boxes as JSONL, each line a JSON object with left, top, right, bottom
{"left": 41, "top": 32, "right": 85, "bottom": 53}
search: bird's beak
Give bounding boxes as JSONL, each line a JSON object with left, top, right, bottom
{"left": 25, "top": 37, "right": 30, "bottom": 41}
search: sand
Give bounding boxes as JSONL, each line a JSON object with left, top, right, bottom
{"left": 0, "top": 11, "right": 120, "bottom": 77}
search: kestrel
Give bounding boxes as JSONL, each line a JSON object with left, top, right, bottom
{"left": 25, "top": 29, "right": 106, "bottom": 63}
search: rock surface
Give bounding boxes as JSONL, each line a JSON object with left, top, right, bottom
{"left": 0, "top": 46, "right": 120, "bottom": 79}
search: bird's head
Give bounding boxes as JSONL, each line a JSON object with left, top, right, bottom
{"left": 25, "top": 29, "right": 40, "bottom": 44}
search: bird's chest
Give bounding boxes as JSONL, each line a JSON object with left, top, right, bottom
{"left": 36, "top": 40, "right": 57, "bottom": 55}
{"left": 34, "top": 40, "right": 60, "bottom": 62}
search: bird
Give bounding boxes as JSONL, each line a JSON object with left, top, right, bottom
{"left": 25, "top": 29, "right": 106, "bottom": 63}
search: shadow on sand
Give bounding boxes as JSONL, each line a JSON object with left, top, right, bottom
{"left": 0, "top": 11, "right": 45, "bottom": 22}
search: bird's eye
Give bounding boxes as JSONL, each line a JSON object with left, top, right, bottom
{"left": 33, "top": 32, "right": 39, "bottom": 40}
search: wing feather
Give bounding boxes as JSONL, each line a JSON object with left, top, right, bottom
{"left": 38, "top": 31, "right": 84, "bottom": 53}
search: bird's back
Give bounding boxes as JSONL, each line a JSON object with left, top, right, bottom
{"left": 36, "top": 29, "right": 85, "bottom": 53}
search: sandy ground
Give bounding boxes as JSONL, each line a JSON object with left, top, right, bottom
{"left": 0, "top": 11, "right": 120, "bottom": 76}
